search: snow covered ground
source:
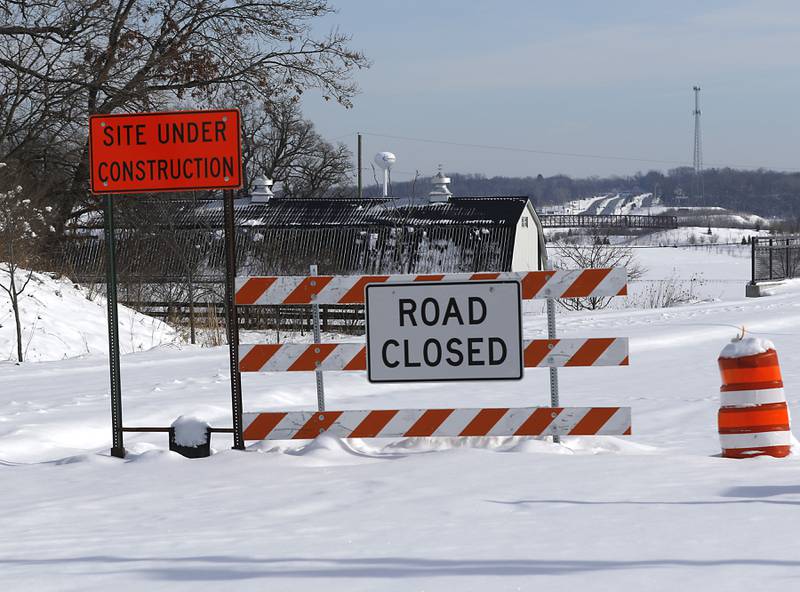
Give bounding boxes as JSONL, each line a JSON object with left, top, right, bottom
{"left": 622, "top": 226, "right": 768, "bottom": 246}
{"left": 0, "top": 269, "right": 177, "bottom": 362}
{"left": 2, "top": 251, "right": 800, "bottom": 591}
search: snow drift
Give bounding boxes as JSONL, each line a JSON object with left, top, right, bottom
{"left": 0, "top": 267, "right": 177, "bottom": 362}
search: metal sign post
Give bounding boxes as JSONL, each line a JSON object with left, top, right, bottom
{"left": 546, "top": 296, "right": 561, "bottom": 444}
{"left": 365, "top": 280, "right": 523, "bottom": 383}
{"left": 224, "top": 188, "right": 245, "bottom": 450}
{"left": 309, "top": 264, "right": 326, "bottom": 411}
{"left": 105, "top": 195, "right": 125, "bottom": 458}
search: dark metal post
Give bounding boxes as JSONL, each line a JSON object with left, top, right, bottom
{"left": 105, "top": 195, "right": 125, "bottom": 458}
{"left": 357, "top": 133, "right": 363, "bottom": 199}
{"left": 223, "top": 189, "right": 245, "bottom": 450}
{"left": 769, "top": 238, "right": 773, "bottom": 280}
{"left": 785, "top": 239, "right": 790, "bottom": 279}
{"left": 750, "top": 237, "right": 756, "bottom": 284}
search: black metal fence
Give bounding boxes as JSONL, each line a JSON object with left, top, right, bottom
{"left": 539, "top": 214, "right": 678, "bottom": 230}
{"left": 57, "top": 221, "right": 518, "bottom": 335}
{"left": 751, "top": 236, "right": 800, "bottom": 283}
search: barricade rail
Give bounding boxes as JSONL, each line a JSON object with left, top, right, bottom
{"left": 238, "top": 338, "right": 629, "bottom": 372}
{"left": 235, "top": 268, "right": 627, "bottom": 305}
{"left": 242, "top": 407, "right": 632, "bottom": 440}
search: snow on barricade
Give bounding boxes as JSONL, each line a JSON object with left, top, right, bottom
{"left": 0, "top": 267, "right": 177, "bottom": 362}
{"left": 719, "top": 336, "right": 775, "bottom": 359}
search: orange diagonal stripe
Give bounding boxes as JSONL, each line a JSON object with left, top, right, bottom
{"left": 514, "top": 408, "right": 561, "bottom": 436}
{"left": 294, "top": 411, "right": 343, "bottom": 439}
{"left": 283, "top": 276, "right": 334, "bottom": 304}
{"left": 338, "top": 276, "right": 390, "bottom": 304}
{"left": 520, "top": 271, "right": 553, "bottom": 299}
{"left": 569, "top": 408, "right": 618, "bottom": 435}
{"left": 404, "top": 409, "right": 453, "bottom": 436}
{"left": 524, "top": 340, "right": 557, "bottom": 367}
{"left": 564, "top": 338, "right": 615, "bottom": 367}
{"left": 459, "top": 408, "right": 508, "bottom": 436}
{"left": 350, "top": 410, "right": 399, "bottom": 438}
{"left": 240, "top": 344, "right": 282, "bottom": 372}
{"left": 235, "top": 277, "right": 277, "bottom": 305}
{"left": 342, "top": 347, "right": 367, "bottom": 371}
{"left": 287, "top": 343, "right": 338, "bottom": 371}
{"left": 561, "top": 269, "right": 612, "bottom": 298}
{"left": 243, "top": 412, "right": 286, "bottom": 440}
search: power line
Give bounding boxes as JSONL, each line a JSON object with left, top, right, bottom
{"left": 360, "top": 131, "right": 800, "bottom": 173}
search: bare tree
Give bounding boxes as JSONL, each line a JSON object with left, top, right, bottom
{"left": 240, "top": 98, "right": 351, "bottom": 198}
{"left": 0, "top": 162, "right": 53, "bottom": 361}
{"left": 0, "top": 0, "right": 369, "bottom": 231}
{"left": 551, "top": 237, "right": 645, "bottom": 311}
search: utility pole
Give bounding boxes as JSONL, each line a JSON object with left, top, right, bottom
{"left": 357, "top": 133, "right": 363, "bottom": 199}
{"left": 692, "top": 85, "right": 704, "bottom": 205}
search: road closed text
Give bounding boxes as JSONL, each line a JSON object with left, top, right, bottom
{"left": 381, "top": 297, "right": 509, "bottom": 368}
{"left": 366, "top": 281, "right": 523, "bottom": 382}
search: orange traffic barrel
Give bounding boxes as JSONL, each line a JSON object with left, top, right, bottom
{"left": 718, "top": 337, "right": 791, "bottom": 458}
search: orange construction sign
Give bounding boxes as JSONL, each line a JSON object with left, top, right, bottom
{"left": 88, "top": 109, "right": 242, "bottom": 194}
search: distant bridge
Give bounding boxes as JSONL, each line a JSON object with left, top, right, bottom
{"left": 539, "top": 214, "right": 678, "bottom": 230}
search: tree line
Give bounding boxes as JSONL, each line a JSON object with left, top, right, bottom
{"left": 383, "top": 168, "right": 800, "bottom": 218}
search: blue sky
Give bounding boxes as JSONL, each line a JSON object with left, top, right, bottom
{"left": 301, "top": 0, "right": 800, "bottom": 180}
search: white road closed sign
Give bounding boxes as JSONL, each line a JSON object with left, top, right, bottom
{"left": 365, "top": 281, "right": 523, "bottom": 383}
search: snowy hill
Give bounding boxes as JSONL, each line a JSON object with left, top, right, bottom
{"left": 545, "top": 192, "right": 661, "bottom": 216}
{"left": 0, "top": 267, "right": 177, "bottom": 362}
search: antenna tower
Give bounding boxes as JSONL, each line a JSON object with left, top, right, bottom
{"left": 692, "top": 85, "right": 704, "bottom": 203}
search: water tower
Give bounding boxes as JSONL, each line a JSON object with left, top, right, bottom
{"left": 373, "top": 151, "right": 396, "bottom": 197}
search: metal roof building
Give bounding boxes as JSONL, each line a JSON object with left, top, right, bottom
{"left": 63, "top": 195, "right": 546, "bottom": 282}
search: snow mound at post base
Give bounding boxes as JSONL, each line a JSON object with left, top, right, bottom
{"left": 719, "top": 336, "right": 775, "bottom": 359}
{"left": 0, "top": 267, "right": 177, "bottom": 362}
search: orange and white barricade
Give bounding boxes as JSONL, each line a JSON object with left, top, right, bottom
{"left": 234, "top": 268, "right": 632, "bottom": 442}
{"left": 718, "top": 337, "right": 792, "bottom": 458}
